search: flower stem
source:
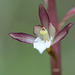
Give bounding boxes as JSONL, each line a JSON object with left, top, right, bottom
{"left": 48, "top": 0, "right": 61, "bottom": 75}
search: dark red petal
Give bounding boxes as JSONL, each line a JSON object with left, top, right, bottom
{"left": 39, "top": 4, "right": 50, "bottom": 30}
{"left": 52, "top": 23, "right": 73, "bottom": 45}
{"left": 9, "top": 33, "right": 36, "bottom": 44}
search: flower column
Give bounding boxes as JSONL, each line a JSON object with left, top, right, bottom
{"left": 48, "top": 0, "right": 61, "bottom": 75}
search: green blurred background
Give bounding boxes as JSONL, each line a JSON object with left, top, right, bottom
{"left": 0, "top": 0, "right": 75, "bottom": 75}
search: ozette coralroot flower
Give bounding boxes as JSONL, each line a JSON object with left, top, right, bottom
{"left": 9, "top": 4, "right": 72, "bottom": 54}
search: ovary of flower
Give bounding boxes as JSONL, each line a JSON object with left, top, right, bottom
{"left": 33, "top": 27, "right": 53, "bottom": 54}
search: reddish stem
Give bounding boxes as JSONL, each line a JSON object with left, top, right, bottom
{"left": 48, "top": 0, "right": 61, "bottom": 75}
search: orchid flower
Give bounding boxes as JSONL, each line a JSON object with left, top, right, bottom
{"left": 9, "top": 4, "right": 72, "bottom": 54}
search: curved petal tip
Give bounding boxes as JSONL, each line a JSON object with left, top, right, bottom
{"left": 67, "top": 23, "right": 73, "bottom": 28}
